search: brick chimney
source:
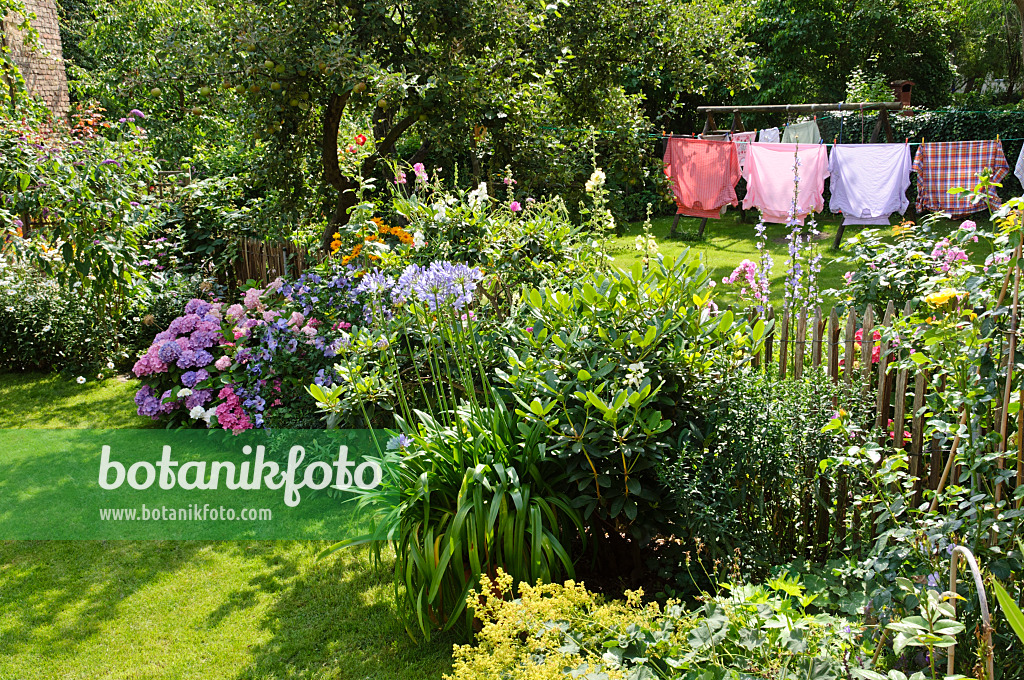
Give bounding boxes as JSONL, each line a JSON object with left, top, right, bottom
{"left": 2, "top": 0, "right": 70, "bottom": 118}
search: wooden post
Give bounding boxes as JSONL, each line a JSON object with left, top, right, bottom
{"left": 875, "top": 301, "right": 896, "bottom": 437}
{"left": 795, "top": 310, "right": 807, "bottom": 379}
{"left": 697, "top": 217, "right": 709, "bottom": 239}
{"left": 844, "top": 309, "right": 857, "bottom": 385}
{"left": 812, "top": 307, "right": 823, "bottom": 369}
{"left": 911, "top": 371, "right": 927, "bottom": 506}
{"left": 670, "top": 213, "right": 682, "bottom": 238}
{"left": 779, "top": 309, "right": 791, "bottom": 379}
{"left": 996, "top": 243, "right": 1022, "bottom": 511}
{"left": 930, "top": 409, "right": 970, "bottom": 512}
{"left": 832, "top": 224, "right": 846, "bottom": 251}
{"left": 765, "top": 306, "right": 776, "bottom": 371}
{"left": 828, "top": 307, "right": 840, "bottom": 381}
{"left": 860, "top": 304, "right": 875, "bottom": 397}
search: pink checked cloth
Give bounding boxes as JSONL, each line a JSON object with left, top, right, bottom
{"left": 742, "top": 143, "right": 829, "bottom": 225}
{"left": 911, "top": 141, "right": 1009, "bottom": 217}
{"left": 662, "top": 138, "right": 741, "bottom": 219}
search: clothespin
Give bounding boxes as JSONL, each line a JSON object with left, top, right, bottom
{"left": 997, "top": 133, "right": 1001, "bottom": 142}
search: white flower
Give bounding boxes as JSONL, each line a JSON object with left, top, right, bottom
{"left": 178, "top": 388, "right": 193, "bottom": 397}
{"left": 585, "top": 169, "right": 606, "bottom": 193}
{"left": 106, "top": 361, "right": 115, "bottom": 370}
{"left": 97, "top": 373, "right": 104, "bottom": 380}
{"left": 412, "top": 230, "right": 426, "bottom": 249}
{"left": 189, "top": 405, "right": 206, "bottom": 420}
{"left": 467, "top": 182, "right": 489, "bottom": 209}
{"left": 76, "top": 376, "right": 86, "bottom": 384}
{"left": 41, "top": 325, "right": 51, "bottom": 332}
{"left": 634, "top": 235, "right": 658, "bottom": 255}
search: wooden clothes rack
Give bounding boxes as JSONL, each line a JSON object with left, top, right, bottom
{"left": 671, "top": 102, "right": 903, "bottom": 244}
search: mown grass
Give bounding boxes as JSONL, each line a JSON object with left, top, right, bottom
{"left": 0, "top": 373, "right": 455, "bottom": 680}
{"left": 610, "top": 210, "right": 970, "bottom": 305}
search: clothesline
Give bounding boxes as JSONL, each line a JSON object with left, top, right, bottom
{"left": 663, "top": 134, "right": 1018, "bottom": 248}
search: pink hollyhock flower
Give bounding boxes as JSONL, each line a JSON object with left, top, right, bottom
{"left": 510, "top": 201, "right": 522, "bottom": 212}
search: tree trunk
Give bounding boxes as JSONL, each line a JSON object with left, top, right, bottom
{"left": 319, "top": 99, "right": 420, "bottom": 252}
{"left": 1011, "top": 0, "right": 1019, "bottom": 87}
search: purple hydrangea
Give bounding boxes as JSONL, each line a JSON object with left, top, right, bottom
{"left": 157, "top": 341, "right": 182, "bottom": 363}
{"left": 181, "top": 369, "right": 210, "bottom": 388}
{"left": 184, "top": 389, "right": 212, "bottom": 410}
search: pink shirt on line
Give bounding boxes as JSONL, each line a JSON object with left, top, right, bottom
{"left": 742, "top": 143, "right": 830, "bottom": 225}
{"left": 662, "top": 138, "right": 741, "bottom": 219}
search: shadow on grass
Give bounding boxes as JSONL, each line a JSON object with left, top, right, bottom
{"left": 0, "top": 371, "right": 151, "bottom": 429}
{"left": 0, "top": 540, "right": 206, "bottom": 657}
{"left": 230, "top": 544, "right": 456, "bottom": 680}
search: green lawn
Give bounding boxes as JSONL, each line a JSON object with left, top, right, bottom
{"left": 610, "top": 209, "right": 968, "bottom": 305}
{"left": 0, "top": 373, "right": 455, "bottom": 680}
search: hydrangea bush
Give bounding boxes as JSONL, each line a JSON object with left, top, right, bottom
{"left": 132, "top": 265, "right": 364, "bottom": 430}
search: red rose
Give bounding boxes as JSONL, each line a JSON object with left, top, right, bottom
{"left": 354, "top": 134, "right": 367, "bottom": 146}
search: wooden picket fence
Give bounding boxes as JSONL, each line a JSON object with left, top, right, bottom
{"left": 755, "top": 300, "right": 1010, "bottom": 556}
{"left": 234, "top": 237, "right": 323, "bottom": 285}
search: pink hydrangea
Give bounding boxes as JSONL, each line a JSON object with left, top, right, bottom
{"left": 215, "top": 355, "right": 232, "bottom": 371}
{"left": 288, "top": 311, "right": 305, "bottom": 328}
{"left": 243, "top": 287, "right": 264, "bottom": 310}
{"left": 226, "top": 304, "right": 245, "bottom": 321}
{"left": 215, "top": 386, "right": 253, "bottom": 434}
{"left": 132, "top": 348, "right": 169, "bottom": 376}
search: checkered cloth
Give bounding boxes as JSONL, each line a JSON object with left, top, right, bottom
{"left": 911, "top": 141, "right": 1009, "bottom": 217}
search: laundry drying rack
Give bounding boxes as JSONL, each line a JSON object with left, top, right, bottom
{"left": 672, "top": 102, "right": 904, "bottom": 247}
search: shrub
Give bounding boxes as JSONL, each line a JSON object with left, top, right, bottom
{"left": 447, "top": 570, "right": 866, "bottom": 679}
{"left": 131, "top": 265, "right": 364, "bottom": 429}
{"left": 660, "top": 369, "right": 863, "bottom": 572}
{"left": 498, "top": 254, "right": 766, "bottom": 548}
{"left": 0, "top": 258, "right": 201, "bottom": 373}
{"left": 832, "top": 216, "right": 1000, "bottom": 311}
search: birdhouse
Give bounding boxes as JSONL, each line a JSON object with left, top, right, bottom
{"left": 891, "top": 80, "right": 914, "bottom": 109}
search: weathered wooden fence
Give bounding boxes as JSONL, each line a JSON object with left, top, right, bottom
{"left": 756, "top": 300, "right": 1018, "bottom": 557}
{"left": 234, "top": 238, "right": 323, "bottom": 285}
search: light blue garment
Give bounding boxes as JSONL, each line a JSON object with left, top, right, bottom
{"left": 758, "top": 127, "right": 780, "bottom": 143}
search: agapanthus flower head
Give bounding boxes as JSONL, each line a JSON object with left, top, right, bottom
{"left": 355, "top": 270, "right": 395, "bottom": 296}
{"left": 387, "top": 434, "right": 413, "bottom": 450}
{"left": 129, "top": 109, "right": 146, "bottom": 119}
